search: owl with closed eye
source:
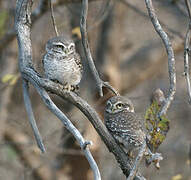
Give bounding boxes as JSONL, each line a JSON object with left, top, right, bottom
{"left": 43, "top": 36, "right": 82, "bottom": 91}
{"left": 104, "top": 96, "right": 146, "bottom": 155}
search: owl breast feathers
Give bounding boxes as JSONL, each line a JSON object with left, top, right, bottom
{"left": 104, "top": 96, "right": 146, "bottom": 153}
{"left": 43, "top": 36, "right": 82, "bottom": 89}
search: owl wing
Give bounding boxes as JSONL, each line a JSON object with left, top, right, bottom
{"left": 115, "top": 112, "right": 146, "bottom": 146}
{"left": 74, "top": 53, "right": 83, "bottom": 73}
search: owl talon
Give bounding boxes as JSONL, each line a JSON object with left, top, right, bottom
{"left": 63, "top": 84, "right": 79, "bottom": 92}
{"left": 51, "top": 79, "right": 60, "bottom": 84}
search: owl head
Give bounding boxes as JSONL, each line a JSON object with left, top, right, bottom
{"left": 45, "top": 36, "right": 75, "bottom": 56}
{"left": 105, "top": 96, "right": 134, "bottom": 114}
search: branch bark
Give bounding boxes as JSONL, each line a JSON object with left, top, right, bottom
{"left": 80, "top": 0, "right": 119, "bottom": 97}
{"left": 145, "top": 0, "right": 176, "bottom": 117}
{"left": 184, "top": 0, "right": 191, "bottom": 104}
{"left": 15, "top": 0, "right": 100, "bottom": 179}
{"left": 15, "top": 0, "right": 146, "bottom": 179}
{"left": 22, "top": 79, "right": 45, "bottom": 153}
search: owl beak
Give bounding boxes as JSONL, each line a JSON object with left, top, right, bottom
{"left": 111, "top": 107, "right": 116, "bottom": 113}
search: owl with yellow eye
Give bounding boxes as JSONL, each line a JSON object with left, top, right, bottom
{"left": 104, "top": 96, "right": 146, "bottom": 155}
{"left": 43, "top": 36, "right": 83, "bottom": 91}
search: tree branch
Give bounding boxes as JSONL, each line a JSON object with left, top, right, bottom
{"left": 184, "top": 0, "right": 191, "bottom": 104}
{"left": 15, "top": 0, "right": 101, "bottom": 179}
{"left": 80, "top": 0, "right": 119, "bottom": 97}
{"left": 127, "top": 142, "right": 147, "bottom": 180}
{"left": 22, "top": 79, "right": 45, "bottom": 153}
{"left": 50, "top": 0, "right": 59, "bottom": 36}
{"left": 32, "top": 81, "right": 101, "bottom": 180}
{"left": 145, "top": 0, "right": 176, "bottom": 117}
{"left": 15, "top": 0, "right": 147, "bottom": 179}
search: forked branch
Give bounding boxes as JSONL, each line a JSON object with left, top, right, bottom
{"left": 15, "top": 0, "right": 100, "bottom": 179}
{"left": 80, "top": 0, "right": 119, "bottom": 97}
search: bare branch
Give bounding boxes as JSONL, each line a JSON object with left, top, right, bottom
{"left": 21, "top": 67, "right": 146, "bottom": 180}
{"left": 15, "top": 0, "right": 147, "bottom": 179}
{"left": 32, "top": 81, "right": 101, "bottom": 180}
{"left": 127, "top": 142, "right": 147, "bottom": 180}
{"left": 15, "top": 0, "right": 101, "bottom": 179}
{"left": 50, "top": 0, "right": 59, "bottom": 36}
{"left": 184, "top": 0, "right": 191, "bottom": 104}
{"left": 0, "top": 0, "right": 104, "bottom": 53}
{"left": 80, "top": 0, "right": 119, "bottom": 97}
{"left": 22, "top": 79, "right": 45, "bottom": 153}
{"left": 185, "top": 0, "right": 191, "bottom": 19}
{"left": 145, "top": 0, "right": 176, "bottom": 117}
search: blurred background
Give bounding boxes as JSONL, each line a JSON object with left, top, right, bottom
{"left": 0, "top": 0, "right": 191, "bottom": 179}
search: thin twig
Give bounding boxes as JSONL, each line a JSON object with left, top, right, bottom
{"left": 127, "top": 142, "right": 147, "bottom": 180}
{"left": 80, "top": 0, "right": 119, "bottom": 97}
{"left": 0, "top": 0, "right": 102, "bottom": 53}
{"left": 184, "top": 0, "right": 191, "bottom": 104}
{"left": 22, "top": 79, "right": 45, "bottom": 153}
{"left": 50, "top": 0, "right": 59, "bottom": 36}
{"left": 145, "top": 0, "right": 176, "bottom": 117}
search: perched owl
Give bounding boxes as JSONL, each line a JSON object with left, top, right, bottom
{"left": 104, "top": 96, "right": 146, "bottom": 155}
{"left": 43, "top": 36, "right": 82, "bottom": 91}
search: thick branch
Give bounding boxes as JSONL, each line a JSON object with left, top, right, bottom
{"left": 15, "top": 0, "right": 146, "bottom": 179}
{"left": 32, "top": 81, "right": 101, "bottom": 180}
{"left": 15, "top": 0, "right": 100, "bottom": 179}
{"left": 80, "top": 0, "right": 119, "bottom": 97}
{"left": 22, "top": 67, "right": 146, "bottom": 180}
{"left": 145, "top": 0, "right": 176, "bottom": 117}
{"left": 184, "top": 0, "right": 191, "bottom": 104}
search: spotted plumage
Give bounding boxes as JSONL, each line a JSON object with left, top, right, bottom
{"left": 104, "top": 96, "right": 146, "bottom": 154}
{"left": 43, "top": 36, "right": 82, "bottom": 91}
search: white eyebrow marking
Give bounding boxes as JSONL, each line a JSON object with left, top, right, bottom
{"left": 68, "top": 43, "right": 75, "bottom": 49}
{"left": 107, "top": 100, "right": 112, "bottom": 106}
{"left": 53, "top": 42, "right": 66, "bottom": 48}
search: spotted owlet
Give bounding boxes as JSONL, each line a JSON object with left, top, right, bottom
{"left": 43, "top": 36, "right": 82, "bottom": 91}
{"left": 104, "top": 96, "right": 146, "bottom": 155}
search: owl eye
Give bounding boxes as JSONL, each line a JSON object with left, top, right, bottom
{"left": 116, "top": 103, "right": 124, "bottom": 109}
{"left": 69, "top": 44, "right": 75, "bottom": 51}
{"left": 106, "top": 102, "right": 112, "bottom": 108}
{"left": 56, "top": 45, "right": 65, "bottom": 52}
